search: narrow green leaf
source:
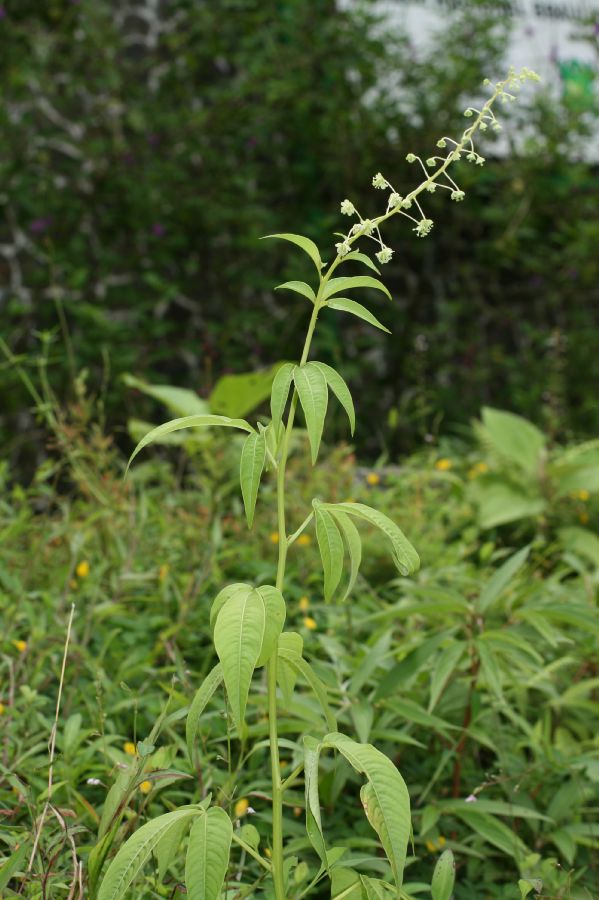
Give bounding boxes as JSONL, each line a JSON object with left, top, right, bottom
{"left": 122, "top": 374, "right": 209, "bottom": 417}
{"left": 186, "top": 663, "right": 224, "bottom": 762}
{"left": 476, "top": 641, "right": 503, "bottom": 700}
{"left": 333, "top": 510, "right": 362, "bottom": 602}
{"left": 294, "top": 363, "right": 329, "bottom": 464}
{"left": 127, "top": 415, "right": 253, "bottom": 471}
{"left": 324, "top": 502, "right": 419, "bottom": 576}
{"left": 213, "top": 588, "right": 266, "bottom": 732}
{"left": 275, "top": 281, "right": 316, "bottom": 303}
{"left": 339, "top": 250, "right": 381, "bottom": 273}
{"left": 185, "top": 807, "right": 233, "bottom": 900}
{"left": 277, "top": 631, "right": 303, "bottom": 707}
{"left": 327, "top": 297, "right": 391, "bottom": 334}
{"left": 303, "top": 736, "right": 327, "bottom": 868}
{"left": 270, "top": 363, "right": 295, "bottom": 433}
{"left": 155, "top": 817, "right": 191, "bottom": 882}
{"left": 0, "top": 840, "right": 29, "bottom": 891}
{"left": 429, "top": 642, "right": 466, "bottom": 711}
{"left": 322, "top": 275, "right": 391, "bottom": 301}
{"left": 314, "top": 505, "right": 345, "bottom": 602}
{"left": 254, "top": 585, "right": 286, "bottom": 666}
{"left": 477, "top": 546, "right": 530, "bottom": 614}
{"left": 279, "top": 651, "right": 337, "bottom": 731}
{"left": 361, "top": 875, "right": 393, "bottom": 898}
{"left": 97, "top": 808, "right": 201, "bottom": 900}
{"left": 262, "top": 233, "right": 324, "bottom": 273}
{"left": 240, "top": 431, "right": 266, "bottom": 528}
{"left": 311, "top": 361, "right": 355, "bottom": 435}
{"left": 210, "top": 583, "right": 253, "bottom": 634}
{"left": 323, "top": 733, "right": 411, "bottom": 888}
{"left": 431, "top": 849, "right": 455, "bottom": 900}
{"left": 454, "top": 809, "right": 530, "bottom": 861}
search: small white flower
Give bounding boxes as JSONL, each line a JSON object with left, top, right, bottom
{"left": 340, "top": 199, "right": 355, "bottom": 216}
{"left": 388, "top": 192, "right": 402, "bottom": 209}
{"left": 464, "top": 109, "right": 474, "bottom": 118}
{"left": 451, "top": 189, "right": 465, "bottom": 201}
{"left": 436, "top": 139, "right": 447, "bottom": 149}
{"left": 87, "top": 778, "right": 102, "bottom": 786}
{"left": 372, "top": 172, "right": 387, "bottom": 189}
{"left": 414, "top": 218, "right": 434, "bottom": 238}
{"left": 475, "top": 155, "right": 485, "bottom": 166}
{"left": 361, "top": 219, "right": 375, "bottom": 235}
{"left": 406, "top": 153, "right": 416, "bottom": 163}
{"left": 425, "top": 183, "right": 437, "bottom": 193}
{"left": 335, "top": 240, "right": 351, "bottom": 257}
{"left": 400, "top": 197, "right": 413, "bottom": 209}
{"left": 465, "top": 794, "right": 477, "bottom": 803}
{"left": 376, "top": 247, "right": 393, "bottom": 264}
{"left": 426, "top": 157, "right": 436, "bottom": 168}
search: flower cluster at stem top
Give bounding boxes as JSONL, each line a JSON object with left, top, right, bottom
{"left": 335, "top": 67, "right": 539, "bottom": 264}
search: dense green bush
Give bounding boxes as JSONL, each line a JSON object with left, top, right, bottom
{"left": 1, "top": 1, "right": 598, "bottom": 474}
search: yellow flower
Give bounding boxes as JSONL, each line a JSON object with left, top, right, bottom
{"left": 425, "top": 836, "right": 447, "bottom": 853}
{"left": 438, "top": 835, "right": 446, "bottom": 847}
{"left": 0, "top": 702, "right": 5, "bottom": 715}
{"left": 235, "top": 797, "right": 249, "bottom": 817}
{"left": 264, "top": 847, "right": 272, "bottom": 858}
{"left": 578, "top": 489, "right": 590, "bottom": 502}
{"left": 13, "top": 640, "right": 27, "bottom": 653}
{"left": 366, "top": 472, "right": 380, "bottom": 486}
{"left": 139, "top": 780, "right": 152, "bottom": 794}
{"left": 299, "top": 596, "right": 310, "bottom": 612}
{"left": 76, "top": 560, "right": 90, "bottom": 579}
{"left": 579, "top": 512, "right": 589, "bottom": 524}
{"left": 425, "top": 839, "right": 437, "bottom": 853}
{"left": 468, "top": 461, "right": 489, "bottom": 479}
{"left": 269, "top": 532, "right": 279, "bottom": 544}
{"left": 124, "top": 742, "right": 137, "bottom": 756}
{"left": 158, "top": 564, "right": 169, "bottom": 581}
{"left": 297, "top": 534, "right": 312, "bottom": 547}
{"left": 303, "top": 616, "right": 317, "bottom": 630}
{"left": 435, "top": 458, "right": 452, "bottom": 471}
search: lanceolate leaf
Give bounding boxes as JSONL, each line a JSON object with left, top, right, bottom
{"left": 334, "top": 510, "right": 362, "bottom": 601}
{"left": 262, "top": 233, "right": 324, "bottom": 273}
{"left": 324, "top": 502, "right": 419, "bottom": 576}
{"left": 294, "top": 363, "right": 329, "bottom": 464}
{"left": 339, "top": 250, "right": 381, "bottom": 273}
{"left": 327, "top": 297, "right": 391, "bottom": 334}
{"left": 429, "top": 642, "right": 466, "bottom": 711}
{"left": 239, "top": 430, "right": 266, "bottom": 528}
{"left": 311, "top": 361, "right": 356, "bottom": 435}
{"left": 97, "top": 807, "right": 202, "bottom": 900}
{"left": 185, "top": 807, "right": 233, "bottom": 900}
{"left": 314, "top": 505, "right": 345, "bottom": 601}
{"left": 323, "top": 733, "right": 411, "bottom": 888}
{"left": 431, "top": 849, "right": 455, "bottom": 900}
{"left": 322, "top": 275, "right": 391, "bottom": 301}
{"left": 303, "top": 736, "right": 327, "bottom": 868}
{"left": 210, "top": 583, "right": 253, "bottom": 633}
{"left": 186, "top": 663, "right": 224, "bottom": 762}
{"left": 275, "top": 281, "right": 316, "bottom": 303}
{"left": 270, "top": 363, "right": 296, "bottom": 433}
{"left": 254, "top": 585, "right": 286, "bottom": 666}
{"left": 277, "top": 632, "right": 303, "bottom": 706}
{"left": 126, "top": 415, "right": 253, "bottom": 471}
{"left": 278, "top": 650, "right": 337, "bottom": 731}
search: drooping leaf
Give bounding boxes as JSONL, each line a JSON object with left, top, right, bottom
{"left": 270, "top": 363, "right": 296, "bottom": 433}
{"left": 127, "top": 415, "right": 253, "bottom": 471}
{"left": 185, "top": 807, "right": 233, "bottom": 900}
{"left": 239, "top": 430, "right": 266, "bottom": 528}
{"left": 311, "top": 361, "right": 355, "bottom": 434}
{"left": 303, "top": 736, "right": 327, "bottom": 868}
{"left": 278, "top": 651, "right": 337, "bottom": 731}
{"left": 97, "top": 808, "right": 201, "bottom": 900}
{"left": 476, "top": 640, "right": 503, "bottom": 700}
{"left": 314, "top": 505, "right": 345, "bottom": 602}
{"left": 155, "top": 816, "right": 193, "bottom": 882}
{"left": 186, "top": 663, "right": 224, "bottom": 762}
{"left": 294, "top": 363, "right": 329, "bottom": 464}
{"left": 262, "top": 233, "right": 324, "bottom": 273}
{"left": 254, "top": 585, "right": 286, "bottom": 666}
{"left": 277, "top": 631, "right": 303, "bottom": 707}
{"left": 331, "top": 867, "right": 365, "bottom": 898}
{"left": 275, "top": 281, "right": 316, "bottom": 303}
{"left": 323, "top": 733, "right": 411, "bottom": 888}
{"left": 322, "top": 275, "right": 391, "bottom": 301}
{"left": 478, "top": 546, "right": 530, "bottom": 613}
{"left": 339, "top": 250, "right": 381, "bottom": 273}
{"left": 429, "top": 642, "right": 466, "bottom": 711}
{"left": 210, "top": 365, "right": 283, "bottom": 419}
{"left": 327, "top": 297, "right": 391, "bottom": 334}
{"left": 122, "top": 374, "right": 210, "bottom": 417}
{"left": 323, "top": 502, "right": 419, "bottom": 576}
{"left": 454, "top": 809, "right": 530, "bottom": 861}
{"left": 361, "top": 875, "right": 394, "bottom": 898}
{"left": 431, "top": 849, "right": 455, "bottom": 900}
{"left": 334, "top": 511, "right": 362, "bottom": 602}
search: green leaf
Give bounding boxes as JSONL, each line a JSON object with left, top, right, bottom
{"left": 479, "top": 407, "right": 546, "bottom": 475}
{"left": 210, "top": 584, "right": 253, "bottom": 634}
{"left": 294, "top": 363, "right": 329, "bottom": 464}
{"left": 262, "top": 233, "right": 324, "bottom": 273}
{"left": 361, "top": 875, "right": 394, "bottom": 898}
{"left": 213, "top": 589, "right": 265, "bottom": 732}
{"left": 331, "top": 867, "right": 365, "bottom": 898}
{"left": 311, "top": 361, "right": 355, "bottom": 434}
{"left": 97, "top": 807, "right": 201, "bottom": 900}
{"left": 209, "top": 365, "right": 284, "bottom": 419}
{"left": 478, "top": 546, "right": 530, "bottom": 613}
{"left": 278, "top": 651, "right": 337, "bottom": 731}
{"left": 314, "top": 505, "right": 345, "bottom": 602}
{"left": 240, "top": 431, "right": 266, "bottom": 528}
{"left": 323, "top": 732, "right": 411, "bottom": 888}
{"left": 270, "top": 363, "right": 296, "bottom": 433}
{"left": 473, "top": 482, "right": 545, "bottom": 529}
{"left": 322, "top": 275, "right": 391, "bottom": 301}
{"left": 0, "top": 840, "right": 29, "bottom": 891}
{"left": 122, "top": 374, "right": 209, "bottom": 417}
{"left": 429, "top": 642, "right": 466, "bottom": 711}
{"left": 275, "top": 281, "right": 316, "bottom": 303}
{"left": 155, "top": 816, "right": 192, "bottom": 882}
{"left": 303, "top": 736, "right": 327, "bottom": 868}
{"left": 324, "top": 502, "right": 419, "bottom": 576}
{"left": 186, "top": 663, "right": 224, "bottom": 762}
{"left": 327, "top": 297, "right": 391, "bottom": 334}
{"left": 454, "top": 809, "right": 530, "bottom": 861}
{"left": 185, "top": 807, "right": 233, "bottom": 900}
{"left": 339, "top": 250, "right": 381, "bottom": 273}
{"left": 431, "top": 849, "right": 455, "bottom": 900}
{"left": 127, "top": 415, "right": 253, "bottom": 471}
{"left": 254, "top": 585, "right": 286, "bottom": 666}
{"left": 476, "top": 641, "right": 503, "bottom": 700}
{"left": 334, "top": 511, "right": 362, "bottom": 602}
{"left": 277, "top": 632, "right": 303, "bottom": 707}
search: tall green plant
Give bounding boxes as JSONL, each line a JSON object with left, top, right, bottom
{"left": 96, "top": 68, "right": 539, "bottom": 900}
